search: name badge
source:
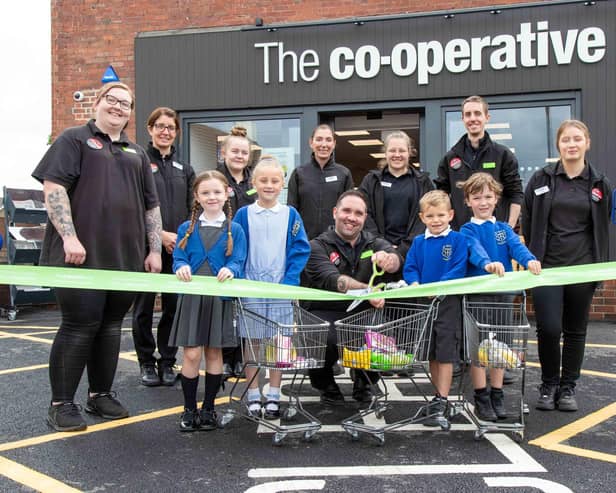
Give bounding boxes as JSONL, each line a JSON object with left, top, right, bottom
{"left": 172, "top": 161, "right": 183, "bottom": 170}
{"left": 325, "top": 175, "right": 338, "bottom": 183}
{"left": 482, "top": 162, "right": 496, "bottom": 169}
{"left": 122, "top": 146, "right": 137, "bottom": 154}
{"left": 360, "top": 249, "right": 374, "bottom": 259}
{"left": 534, "top": 186, "right": 550, "bottom": 196}
{"left": 380, "top": 181, "right": 392, "bottom": 188}
{"left": 246, "top": 188, "right": 257, "bottom": 196}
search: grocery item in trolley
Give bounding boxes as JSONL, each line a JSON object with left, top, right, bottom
{"left": 477, "top": 331, "right": 522, "bottom": 369}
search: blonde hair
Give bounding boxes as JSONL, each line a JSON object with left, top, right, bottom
{"left": 252, "top": 154, "right": 285, "bottom": 179}
{"left": 95, "top": 82, "right": 134, "bottom": 109}
{"left": 178, "top": 170, "right": 234, "bottom": 256}
{"left": 419, "top": 190, "right": 451, "bottom": 212}
{"left": 457, "top": 172, "right": 503, "bottom": 199}
{"left": 556, "top": 119, "right": 591, "bottom": 147}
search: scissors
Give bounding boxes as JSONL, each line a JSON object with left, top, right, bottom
{"left": 346, "top": 260, "right": 386, "bottom": 312}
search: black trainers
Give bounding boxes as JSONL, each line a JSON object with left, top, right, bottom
{"left": 319, "top": 383, "right": 345, "bottom": 405}
{"left": 536, "top": 383, "right": 558, "bottom": 411}
{"left": 422, "top": 396, "right": 448, "bottom": 427}
{"left": 140, "top": 364, "right": 160, "bottom": 387}
{"left": 85, "top": 392, "right": 129, "bottom": 420}
{"left": 490, "top": 388, "right": 507, "bottom": 419}
{"left": 179, "top": 408, "right": 200, "bottom": 432}
{"left": 556, "top": 386, "right": 578, "bottom": 412}
{"left": 158, "top": 364, "right": 177, "bottom": 387}
{"left": 199, "top": 409, "right": 219, "bottom": 431}
{"left": 47, "top": 402, "right": 87, "bottom": 432}
{"left": 474, "top": 390, "right": 497, "bottom": 421}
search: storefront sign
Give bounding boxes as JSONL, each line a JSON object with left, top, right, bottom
{"left": 255, "top": 21, "right": 606, "bottom": 85}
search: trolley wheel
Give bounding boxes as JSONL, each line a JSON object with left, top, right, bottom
{"left": 303, "top": 430, "right": 316, "bottom": 442}
{"left": 523, "top": 403, "right": 530, "bottom": 415}
{"left": 7, "top": 310, "right": 17, "bottom": 321}
{"left": 512, "top": 431, "right": 524, "bottom": 443}
{"left": 374, "top": 408, "right": 384, "bottom": 420}
{"left": 282, "top": 406, "right": 297, "bottom": 420}
{"left": 344, "top": 427, "right": 360, "bottom": 441}
{"left": 474, "top": 429, "right": 486, "bottom": 441}
{"left": 272, "top": 432, "right": 286, "bottom": 446}
{"left": 439, "top": 419, "right": 451, "bottom": 432}
{"left": 372, "top": 433, "right": 385, "bottom": 446}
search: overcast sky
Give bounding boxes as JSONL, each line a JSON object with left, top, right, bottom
{"left": 1, "top": 2, "right": 51, "bottom": 192}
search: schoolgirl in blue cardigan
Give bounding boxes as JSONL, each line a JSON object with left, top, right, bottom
{"left": 234, "top": 155, "right": 310, "bottom": 419}
{"left": 169, "top": 170, "right": 247, "bottom": 432}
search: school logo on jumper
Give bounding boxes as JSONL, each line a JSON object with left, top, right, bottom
{"left": 150, "top": 163, "right": 158, "bottom": 173}
{"left": 442, "top": 244, "right": 452, "bottom": 261}
{"left": 591, "top": 188, "right": 603, "bottom": 202}
{"left": 449, "top": 157, "right": 462, "bottom": 170}
{"left": 292, "top": 220, "right": 301, "bottom": 237}
{"left": 329, "top": 251, "right": 341, "bottom": 266}
{"left": 495, "top": 229, "right": 507, "bottom": 245}
{"left": 86, "top": 138, "right": 103, "bottom": 150}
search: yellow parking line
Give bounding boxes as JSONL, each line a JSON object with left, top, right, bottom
{"left": 0, "top": 455, "right": 81, "bottom": 492}
{"left": 525, "top": 361, "right": 616, "bottom": 379}
{"left": 0, "top": 396, "right": 236, "bottom": 453}
{"left": 529, "top": 402, "right": 616, "bottom": 464}
{"left": 0, "top": 364, "right": 48, "bottom": 375}
{"left": 0, "top": 331, "right": 54, "bottom": 344}
{"left": 0, "top": 325, "right": 59, "bottom": 330}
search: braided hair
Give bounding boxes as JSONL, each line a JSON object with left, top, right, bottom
{"left": 177, "top": 170, "right": 234, "bottom": 256}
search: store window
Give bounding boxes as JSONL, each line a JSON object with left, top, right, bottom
{"left": 445, "top": 104, "right": 572, "bottom": 185}
{"left": 188, "top": 117, "right": 301, "bottom": 201}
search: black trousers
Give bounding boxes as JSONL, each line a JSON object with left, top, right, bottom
{"left": 308, "top": 309, "right": 379, "bottom": 390}
{"left": 532, "top": 282, "right": 597, "bottom": 388}
{"left": 50, "top": 288, "right": 135, "bottom": 402}
{"left": 131, "top": 251, "right": 178, "bottom": 366}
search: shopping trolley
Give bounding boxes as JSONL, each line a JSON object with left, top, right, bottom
{"left": 334, "top": 298, "right": 447, "bottom": 445}
{"left": 462, "top": 292, "right": 530, "bottom": 442}
{"left": 222, "top": 299, "right": 329, "bottom": 445}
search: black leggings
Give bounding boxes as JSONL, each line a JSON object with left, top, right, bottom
{"left": 50, "top": 288, "right": 135, "bottom": 402}
{"left": 532, "top": 282, "right": 596, "bottom": 388}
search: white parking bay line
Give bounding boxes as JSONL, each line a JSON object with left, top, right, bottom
{"left": 248, "top": 433, "right": 545, "bottom": 478}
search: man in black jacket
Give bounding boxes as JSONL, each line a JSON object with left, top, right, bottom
{"left": 303, "top": 190, "right": 402, "bottom": 404}
{"left": 434, "top": 96, "right": 523, "bottom": 230}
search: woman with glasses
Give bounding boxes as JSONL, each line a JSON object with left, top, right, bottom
{"left": 131, "top": 107, "right": 195, "bottom": 388}
{"left": 33, "top": 82, "right": 163, "bottom": 432}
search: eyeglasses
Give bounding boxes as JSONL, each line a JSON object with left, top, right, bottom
{"left": 152, "top": 123, "right": 177, "bottom": 133}
{"left": 104, "top": 94, "right": 132, "bottom": 111}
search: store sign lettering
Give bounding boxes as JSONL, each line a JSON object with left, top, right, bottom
{"left": 255, "top": 21, "right": 606, "bottom": 85}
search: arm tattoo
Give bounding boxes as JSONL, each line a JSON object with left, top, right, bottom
{"left": 337, "top": 275, "right": 350, "bottom": 293}
{"left": 46, "top": 188, "right": 76, "bottom": 238}
{"left": 145, "top": 206, "right": 162, "bottom": 253}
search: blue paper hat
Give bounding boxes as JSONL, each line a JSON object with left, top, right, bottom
{"left": 101, "top": 65, "right": 120, "bottom": 84}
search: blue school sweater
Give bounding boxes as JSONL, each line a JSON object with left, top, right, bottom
{"left": 403, "top": 228, "right": 468, "bottom": 284}
{"left": 460, "top": 218, "right": 536, "bottom": 277}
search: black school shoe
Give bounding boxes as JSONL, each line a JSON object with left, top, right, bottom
{"left": 319, "top": 383, "right": 345, "bottom": 405}
{"left": 199, "top": 409, "right": 219, "bottom": 431}
{"left": 179, "top": 408, "right": 200, "bottom": 432}
{"left": 47, "top": 402, "right": 87, "bottom": 432}
{"left": 158, "top": 363, "right": 177, "bottom": 387}
{"left": 263, "top": 401, "right": 281, "bottom": 420}
{"left": 140, "top": 364, "right": 160, "bottom": 387}
{"left": 85, "top": 392, "right": 129, "bottom": 420}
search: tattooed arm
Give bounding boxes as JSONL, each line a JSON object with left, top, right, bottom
{"left": 144, "top": 206, "right": 162, "bottom": 273}
{"left": 336, "top": 275, "right": 367, "bottom": 293}
{"left": 43, "top": 180, "right": 86, "bottom": 265}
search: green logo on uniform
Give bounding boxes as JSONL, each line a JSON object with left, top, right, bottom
{"left": 482, "top": 162, "right": 496, "bottom": 169}
{"left": 360, "top": 249, "right": 374, "bottom": 259}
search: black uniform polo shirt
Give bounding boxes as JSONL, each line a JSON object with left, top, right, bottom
{"left": 32, "top": 120, "right": 159, "bottom": 271}
{"left": 380, "top": 168, "right": 417, "bottom": 246}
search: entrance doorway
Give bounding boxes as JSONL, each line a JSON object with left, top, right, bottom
{"left": 329, "top": 110, "right": 421, "bottom": 185}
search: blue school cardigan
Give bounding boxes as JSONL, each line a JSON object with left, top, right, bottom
{"left": 233, "top": 205, "right": 310, "bottom": 286}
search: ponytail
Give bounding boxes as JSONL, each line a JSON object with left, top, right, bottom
{"left": 225, "top": 198, "right": 234, "bottom": 256}
{"left": 178, "top": 201, "right": 201, "bottom": 250}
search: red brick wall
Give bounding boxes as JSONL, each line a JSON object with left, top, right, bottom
{"left": 52, "top": 0, "right": 547, "bottom": 140}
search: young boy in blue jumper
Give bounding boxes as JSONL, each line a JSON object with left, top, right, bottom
{"left": 403, "top": 190, "right": 468, "bottom": 425}
{"left": 459, "top": 172, "right": 541, "bottom": 421}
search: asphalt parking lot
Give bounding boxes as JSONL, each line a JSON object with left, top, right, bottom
{"left": 0, "top": 306, "right": 615, "bottom": 493}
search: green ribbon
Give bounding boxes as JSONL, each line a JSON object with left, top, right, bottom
{"left": 0, "top": 262, "right": 615, "bottom": 301}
